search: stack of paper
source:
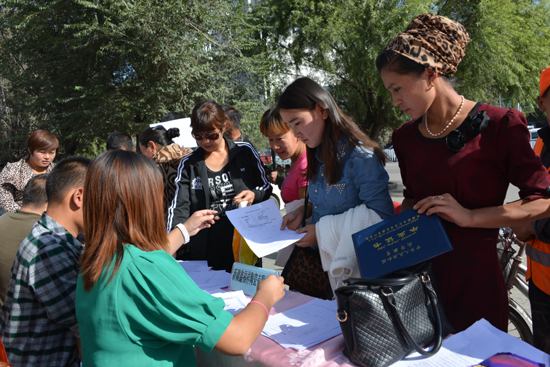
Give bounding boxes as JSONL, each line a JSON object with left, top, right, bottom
{"left": 261, "top": 298, "right": 341, "bottom": 350}
{"left": 178, "top": 260, "right": 210, "bottom": 273}
{"left": 188, "top": 271, "right": 231, "bottom": 291}
{"left": 178, "top": 261, "right": 231, "bottom": 291}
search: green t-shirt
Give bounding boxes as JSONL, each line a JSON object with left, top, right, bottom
{"left": 76, "top": 245, "right": 233, "bottom": 366}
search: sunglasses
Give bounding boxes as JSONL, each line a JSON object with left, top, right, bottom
{"left": 193, "top": 131, "right": 221, "bottom": 141}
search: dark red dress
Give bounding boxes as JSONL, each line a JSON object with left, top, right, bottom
{"left": 392, "top": 104, "right": 550, "bottom": 333}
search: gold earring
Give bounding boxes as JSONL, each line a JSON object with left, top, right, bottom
{"left": 430, "top": 81, "right": 435, "bottom": 88}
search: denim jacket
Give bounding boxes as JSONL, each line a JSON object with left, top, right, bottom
{"left": 309, "top": 137, "right": 394, "bottom": 224}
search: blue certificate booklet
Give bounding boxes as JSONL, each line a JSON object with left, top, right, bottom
{"left": 352, "top": 209, "right": 453, "bottom": 278}
{"left": 229, "top": 262, "right": 279, "bottom": 296}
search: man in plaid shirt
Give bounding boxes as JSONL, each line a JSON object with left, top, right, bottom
{"left": 0, "top": 156, "right": 90, "bottom": 366}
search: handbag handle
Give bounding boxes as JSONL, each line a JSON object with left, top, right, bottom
{"left": 381, "top": 272, "right": 443, "bottom": 356}
{"left": 301, "top": 186, "right": 309, "bottom": 228}
{"left": 344, "top": 275, "right": 416, "bottom": 287}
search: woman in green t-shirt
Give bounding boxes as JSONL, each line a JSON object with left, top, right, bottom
{"left": 76, "top": 150, "right": 285, "bottom": 367}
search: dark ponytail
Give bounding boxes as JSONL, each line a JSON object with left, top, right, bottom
{"left": 139, "top": 126, "right": 180, "bottom": 148}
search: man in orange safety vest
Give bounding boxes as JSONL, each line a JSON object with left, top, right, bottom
{"left": 514, "top": 66, "right": 550, "bottom": 353}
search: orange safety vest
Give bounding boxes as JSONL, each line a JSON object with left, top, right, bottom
{"left": 526, "top": 136, "right": 550, "bottom": 295}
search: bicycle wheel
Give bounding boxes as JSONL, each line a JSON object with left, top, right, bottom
{"left": 508, "top": 298, "right": 533, "bottom": 345}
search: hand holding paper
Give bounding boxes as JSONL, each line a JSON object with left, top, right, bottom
{"left": 226, "top": 200, "right": 305, "bottom": 258}
{"left": 294, "top": 224, "right": 317, "bottom": 247}
{"left": 281, "top": 208, "right": 304, "bottom": 231}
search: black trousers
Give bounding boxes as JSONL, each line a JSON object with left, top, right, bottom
{"left": 529, "top": 279, "right": 550, "bottom": 354}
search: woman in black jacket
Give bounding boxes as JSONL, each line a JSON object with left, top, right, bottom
{"left": 167, "top": 101, "right": 272, "bottom": 271}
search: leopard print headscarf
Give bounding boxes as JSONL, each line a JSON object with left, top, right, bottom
{"left": 385, "top": 13, "right": 470, "bottom": 75}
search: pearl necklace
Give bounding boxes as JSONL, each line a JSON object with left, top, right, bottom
{"left": 424, "top": 95, "right": 465, "bottom": 137}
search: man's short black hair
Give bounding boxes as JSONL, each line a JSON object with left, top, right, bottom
{"left": 46, "top": 156, "right": 91, "bottom": 205}
{"left": 160, "top": 112, "right": 185, "bottom": 122}
{"left": 22, "top": 174, "right": 48, "bottom": 207}
{"left": 106, "top": 132, "right": 134, "bottom": 151}
{"left": 221, "top": 104, "right": 243, "bottom": 130}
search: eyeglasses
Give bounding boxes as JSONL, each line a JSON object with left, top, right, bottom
{"left": 193, "top": 131, "right": 221, "bottom": 141}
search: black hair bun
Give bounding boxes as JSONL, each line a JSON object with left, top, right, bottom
{"left": 167, "top": 128, "right": 180, "bottom": 140}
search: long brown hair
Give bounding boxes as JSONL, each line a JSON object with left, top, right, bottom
{"left": 80, "top": 150, "right": 169, "bottom": 291}
{"left": 277, "top": 77, "right": 386, "bottom": 185}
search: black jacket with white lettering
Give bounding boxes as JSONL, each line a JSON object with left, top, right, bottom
{"left": 167, "top": 137, "right": 272, "bottom": 232}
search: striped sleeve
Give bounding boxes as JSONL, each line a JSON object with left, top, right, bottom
{"left": 167, "top": 152, "right": 194, "bottom": 231}
{"left": 234, "top": 141, "right": 272, "bottom": 201}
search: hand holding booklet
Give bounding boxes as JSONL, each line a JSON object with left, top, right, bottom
{"left": 352, "top": 208, "right": 453, "bottom": 278}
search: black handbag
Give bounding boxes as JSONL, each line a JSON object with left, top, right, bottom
{"left": 335, "top": 262, "right": 450, "bottom": 367}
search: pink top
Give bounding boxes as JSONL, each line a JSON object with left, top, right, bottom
{"left": 281, "top": 151, "right": 308, "bottom": 204}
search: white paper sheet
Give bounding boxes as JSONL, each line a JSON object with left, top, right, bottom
{"left": 261, "top": 298, "right": 341, "bottom": 350}
{"left": 226, "top": 199, "right": 305, "bottom": 258}
{"left": 186, "top": 270, "right": 231, "bottom": 291}
{"left": 210, "top": 290, "right": 249, "bottom": 315}
{"left": 392, "top": 319, "right": 550, "bottom": 366}
{"left": 203, "top": 288, "right": 226, "bottom": 295}
{"left": 177, "top": 260, "right": 210, "bottom": 273}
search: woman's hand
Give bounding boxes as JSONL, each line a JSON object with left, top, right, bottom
{"left": 184, "top": 210, "right": 219, "bottom": 236}
{"left": 255, "top": 274, "right": 286, "bottom": 308}
{"left": 234, "top": 190, "right": 255, "bottom": 206}
{"left": 281, "top": 208, "right": 304, "bottom": 231}
{"left": 215, "top": 274, "right": 285, "bottom": 356}
{"left": 294, "top": 224, "right": 317, "bottom": 247}
{"left": 413, "top": 193, "right": 474, "bottom": 227}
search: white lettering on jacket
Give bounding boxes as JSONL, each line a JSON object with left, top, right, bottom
{"left": 192, "top": 177, "right": 203, "bottom": 190}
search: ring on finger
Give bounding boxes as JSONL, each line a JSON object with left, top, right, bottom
{"left": 436, "top": 195, "right": 443, "bottom": 200}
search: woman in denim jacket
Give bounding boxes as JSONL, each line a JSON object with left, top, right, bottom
{"left": 279, "top": 77, "right": 394, "bottom": 291}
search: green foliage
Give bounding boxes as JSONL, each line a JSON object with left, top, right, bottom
{"left": 3, "top": 0, "right": 548, "bottom": 162}
{"left": 0, "top": 0, "right": 272, "bottom": 162}
{"left": 235, "top": 99, "right": 271, "bottom": 153}
{"left": 258, "top": 0, "right": 550, "bottom": 142}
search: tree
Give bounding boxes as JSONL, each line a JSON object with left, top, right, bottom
{"left": 0, "top": 0, "right": 272, "bottom": 161}
{"left": 258, "top": 0, "right": 550, "bottom": 144}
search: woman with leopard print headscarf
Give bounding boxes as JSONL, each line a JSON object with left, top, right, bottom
{"left": 377, "top": 13, "right": 550, "bottom": 333}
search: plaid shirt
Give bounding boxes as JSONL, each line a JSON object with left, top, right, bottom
{"left": 0, "top": 213, "right": 82, "bottom": 366}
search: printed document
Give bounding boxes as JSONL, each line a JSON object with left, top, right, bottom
{"left": 226, "top": 199, "right": 305, "bottom": 257}
{"left": 392, "top": 319, "right": 549, "bottom": 366}
{"left": 210, "top": 290, "right": 249, "bottom": 315}
{"left": 261, "top": 298, "right": 341, "bottom": 350}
